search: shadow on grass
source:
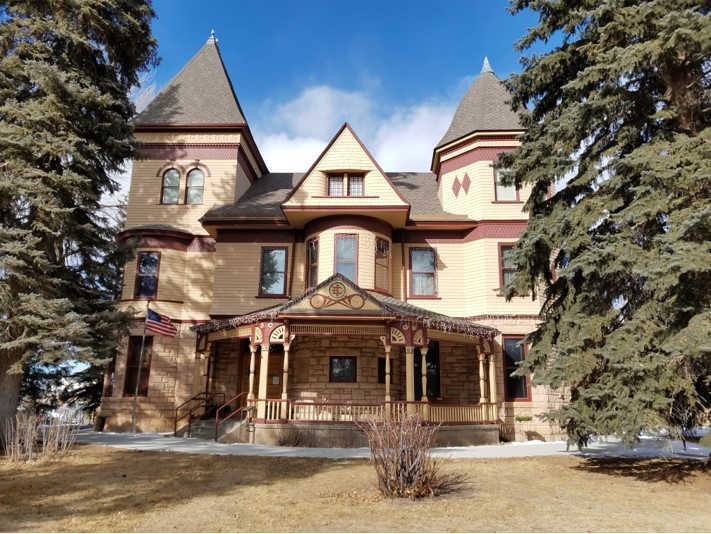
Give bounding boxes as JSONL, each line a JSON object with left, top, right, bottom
{"left": 573, "top": 457, "right": 709, "bottom": 484}
{"left": 0, "top": 443, "right": 350, "bottom": 531}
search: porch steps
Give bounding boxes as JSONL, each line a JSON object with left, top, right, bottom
{"left": 180, "top": 417, "right": 252, "bottom": 442}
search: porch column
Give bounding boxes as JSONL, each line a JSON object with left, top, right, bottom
{"left": 257, "top": 343, "right": 270, "bottom": 419}
{"left": 420, "top": 346, "right": 429, "bottom": 420}
{"left": 405, "top": 346, "right": 415, "bottom": 415}
{"left": 478, "top": 353, "right": 488, "bottom": 404}
{"left": 247, "top": 344, "right": 257, "bottom": 399}
{"left": 281, "top": 343, "right": 290, "bottom": 419}
{"left": 383, "top": 344, "right": 391, "bottom": 420}
{"left": 488, "top": 353, "right": 498, "bottom": 421}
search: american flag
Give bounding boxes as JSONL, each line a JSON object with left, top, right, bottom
{"left": 146, "top": 309, "right": 178, "bottom": 337}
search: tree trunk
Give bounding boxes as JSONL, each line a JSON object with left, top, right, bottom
{"left": 0, "top": 354, "right": 23, "bottom": 426}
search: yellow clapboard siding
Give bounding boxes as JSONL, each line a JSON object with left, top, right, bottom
{"left": 283, "top": 127, "right": 407, "bottom": 207}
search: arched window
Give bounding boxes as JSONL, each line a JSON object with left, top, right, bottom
{"left": 185, "top": 169, "right": 204, "bottom": 204}
{"left": 161, "top": 169, "right": 180, "bottom": 204}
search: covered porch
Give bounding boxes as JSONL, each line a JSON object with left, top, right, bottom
{"left": 192, "top": 274, "right": 502, "bottom": 443}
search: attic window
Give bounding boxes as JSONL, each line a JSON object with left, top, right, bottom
{"left": 328, "top": 173, "right": 364, "bottom": 197}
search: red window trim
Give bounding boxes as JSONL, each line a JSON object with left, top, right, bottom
{"left": 133, "top": 250, "right": 161, "bottom": 300}
{"left": 329, "top": 356, "right": 358, "bottom": 383}
{"left": 334, "top": 233, "right": 359, "bottom": 284}
{"left": 184, "top": 167, "right": 206, "bottom": 205}
{"left": 493, "top": 168, "right": 522, "bottom": 203}
{"left": 306, "top": 237, "right": 319, "bottom": 289}
{"left": 123, "top": 335, "right": 153, "bottom": 397}
{"left": 374, "top": 237, "right": 391, "bottom": 293}
{"left": 502, "top": 335, "right": 532, "bottom": 402}
{"left": 258, "top": 246, "right": 289, "bottom": 298}
{"left": 408, "top": 247, "right": 438, "bottom": 298}
{"left": 497, "top": 242, "right": 518, "bottom": 293}
{"left": 160, "top": 168, "right": 181, "bottom": 205}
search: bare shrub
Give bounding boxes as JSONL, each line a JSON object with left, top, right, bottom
{"left": 2, "top": 412, "right": 77, "bottom": 463}
{"left": 359, "top": 415, "right": 466, "bottom": 499}
{"left": 277, "top": 425, "right": 318, "bottom": 447}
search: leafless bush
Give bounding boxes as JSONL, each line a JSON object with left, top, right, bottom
{"left": 277, "top": 425, "right": 318, "bottom": 447}
{"left": 2, "top": 412, "right": 77, "bottom": 463}
{"left": 359, "top": 415, "right": 466, "bottom": 499}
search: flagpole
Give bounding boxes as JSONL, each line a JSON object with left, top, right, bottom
{"left": 130, "top": 299, "right": 150, "bottom": 434}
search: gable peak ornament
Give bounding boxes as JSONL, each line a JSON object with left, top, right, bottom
{"left": 207, "top": 29, "right": 218, "bottom": 44}
{"left": 481, "top": 56, "right": 493, "bottom": 74}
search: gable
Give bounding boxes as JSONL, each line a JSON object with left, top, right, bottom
{"left": 281, "top": 275, "right": 386, "bottom": 316}
{"left": 283, "top": 124, "right": 409, "bottom": 209}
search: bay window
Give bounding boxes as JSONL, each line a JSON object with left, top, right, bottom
{"left": 306, "top": 238, "right": 319, "bottom": 288}
{"left": 335, "top": 234, "right": 358, "bottom": 282}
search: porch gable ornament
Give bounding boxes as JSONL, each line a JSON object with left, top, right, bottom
{"left": 308, "top": 280, "right": 366, "bottom": 310}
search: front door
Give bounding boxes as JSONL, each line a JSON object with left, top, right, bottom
{"left": 414, "top": 340, "right": 440, "bottom": 400}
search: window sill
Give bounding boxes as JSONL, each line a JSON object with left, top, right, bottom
{"left": 407, "top": 295, "right": 441, "bottom": 300}
{"left": 504, "top": 398, "right": 533, "bottom": 403}
{"left": 491, "top": 200, "right": 523, "bottom": 204}
{"left": 255, "top": 294, "right": 289, "bottom": 299}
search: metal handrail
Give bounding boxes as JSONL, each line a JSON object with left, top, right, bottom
{"left": 174, "top": 391, "right": 225, "bottom": 436}
{"left": 214, "top": 392, "right": 250, "bottom": 440}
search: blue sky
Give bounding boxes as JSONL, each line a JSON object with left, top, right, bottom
{"left": 136, "top": 0, "right": 544, "bottom": 172}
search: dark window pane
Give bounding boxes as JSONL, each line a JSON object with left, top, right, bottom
{"left": 377, "top": 357, "right": 386, "bottom": 384}
{"left": 138, "top": 253, "right": 159, "bottom": 275}
{"left": 307, "top": 239, "right": 318, "bottom": 288}
{"left": 414, "top": 341, "right": 440, "bottom": 399}
{"left": 124, "top": 336, "right": 152, "bottom": 396}
{"left": 135, "top": 275, "right": 157, "bottom": 298}
{"left": 411, "top": 249, "right": 435, "bottom": 272}
{"left": 504, "top": 338, "right": 524, "bottom": 365}
{"left": 506, "top": 374, "right": 528, "bottom": 399}
{"left": 330, "top": 357, "right": 356, "bottom": 383}
{"left": 163, "top": 169, "right": 180, "bottom": 186}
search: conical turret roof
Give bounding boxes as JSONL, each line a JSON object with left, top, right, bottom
{"left": 436, "top": 58, "right": 522, "bottom": 149}
{"left": 135, "top": 32, "right": 248, "bottom": 126}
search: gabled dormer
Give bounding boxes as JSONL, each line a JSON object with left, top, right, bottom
{"left": 125, "top": 32, "right": 267, "bottom": 235}
{"left": 282, "top": 123, "right": 410, "bottom": 227}
{"left": 431, "top": 58, "right": 527, "bottom": 221}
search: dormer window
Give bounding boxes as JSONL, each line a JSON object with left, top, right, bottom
{"left": 327, "top": 173, "right": 364, "bottom": 197}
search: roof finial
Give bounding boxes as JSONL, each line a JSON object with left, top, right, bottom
{"left": 481, "top": 56, "right": 493, "bottom": 74}
{"left": 207, "top": 29, "right": 218, "bottom": 44}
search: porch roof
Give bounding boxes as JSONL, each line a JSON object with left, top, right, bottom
{"left": 193, "top": 273, "right": 498, "bottom": 339}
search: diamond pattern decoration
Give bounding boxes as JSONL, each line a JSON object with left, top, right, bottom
{"left": 461, "top": 173, "right": 471, "bottom": 194}
{"left": 452, "top": 176, "right": 461, "bottom": 197}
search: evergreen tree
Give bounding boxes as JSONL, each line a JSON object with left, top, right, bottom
{"left": 500, "top": 0, "right": 711, "bottom": 446}
{"left": 0, "top": 1, "right": 157, "bottom": 425}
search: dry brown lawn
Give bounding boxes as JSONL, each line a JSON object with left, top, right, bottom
{"left": 1, "top": 444, "right": 710, "bottom": 532}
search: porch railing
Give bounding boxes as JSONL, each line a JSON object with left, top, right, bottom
{"left": 248, "top": 398, "right": 498, "bottom": 425}
{"left": 174, "top": 391, "right": 225, "bottom": 436}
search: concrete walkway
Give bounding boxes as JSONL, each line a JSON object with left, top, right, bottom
{"left": 76, "top": 430, "right": 710, "bottom": 460}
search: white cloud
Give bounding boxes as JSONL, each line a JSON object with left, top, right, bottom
{"left": 255, "top": 82, "right": 464, "bottom": 172}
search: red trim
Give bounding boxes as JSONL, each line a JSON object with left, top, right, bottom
{"left": 502, "top": 335, "right": 532, "bottom": 402}
{"left": 439, "top": 146, "right": 517, "bottom": 176}
{"left": 283, "top": 205, "right": 408, "bottom": 212}
{"left": 431, "top": 131, "right": 523, "bottom": 173}
{"left": 258, "top": 246, "right": 289, "bottom": 298}
{"left": 408, "top": 247, "right": 438, "bottom": 298}
{"left": 138, "top": 143, "right": 239, "bottom": 161}
{"left": 133, "top": 251, "right": 161, "bottom": 300}
{"left": 334, "top": 233, "right": 359, "bottom": 285}
{"left": 119, "top": 228, "right": 216, "bottom": 253}
{"left": 393, "top": 222, "right": 527, "bottom": 244}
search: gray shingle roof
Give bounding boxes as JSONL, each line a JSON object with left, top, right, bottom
{"left": 201, "top": 171, "right": 470, "bottom": 223}
{"left": 436, "top": 66, "right": 523, "bottom": 149}
{"left": 135, "top": 38, "right": 247, "bottom": 126}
